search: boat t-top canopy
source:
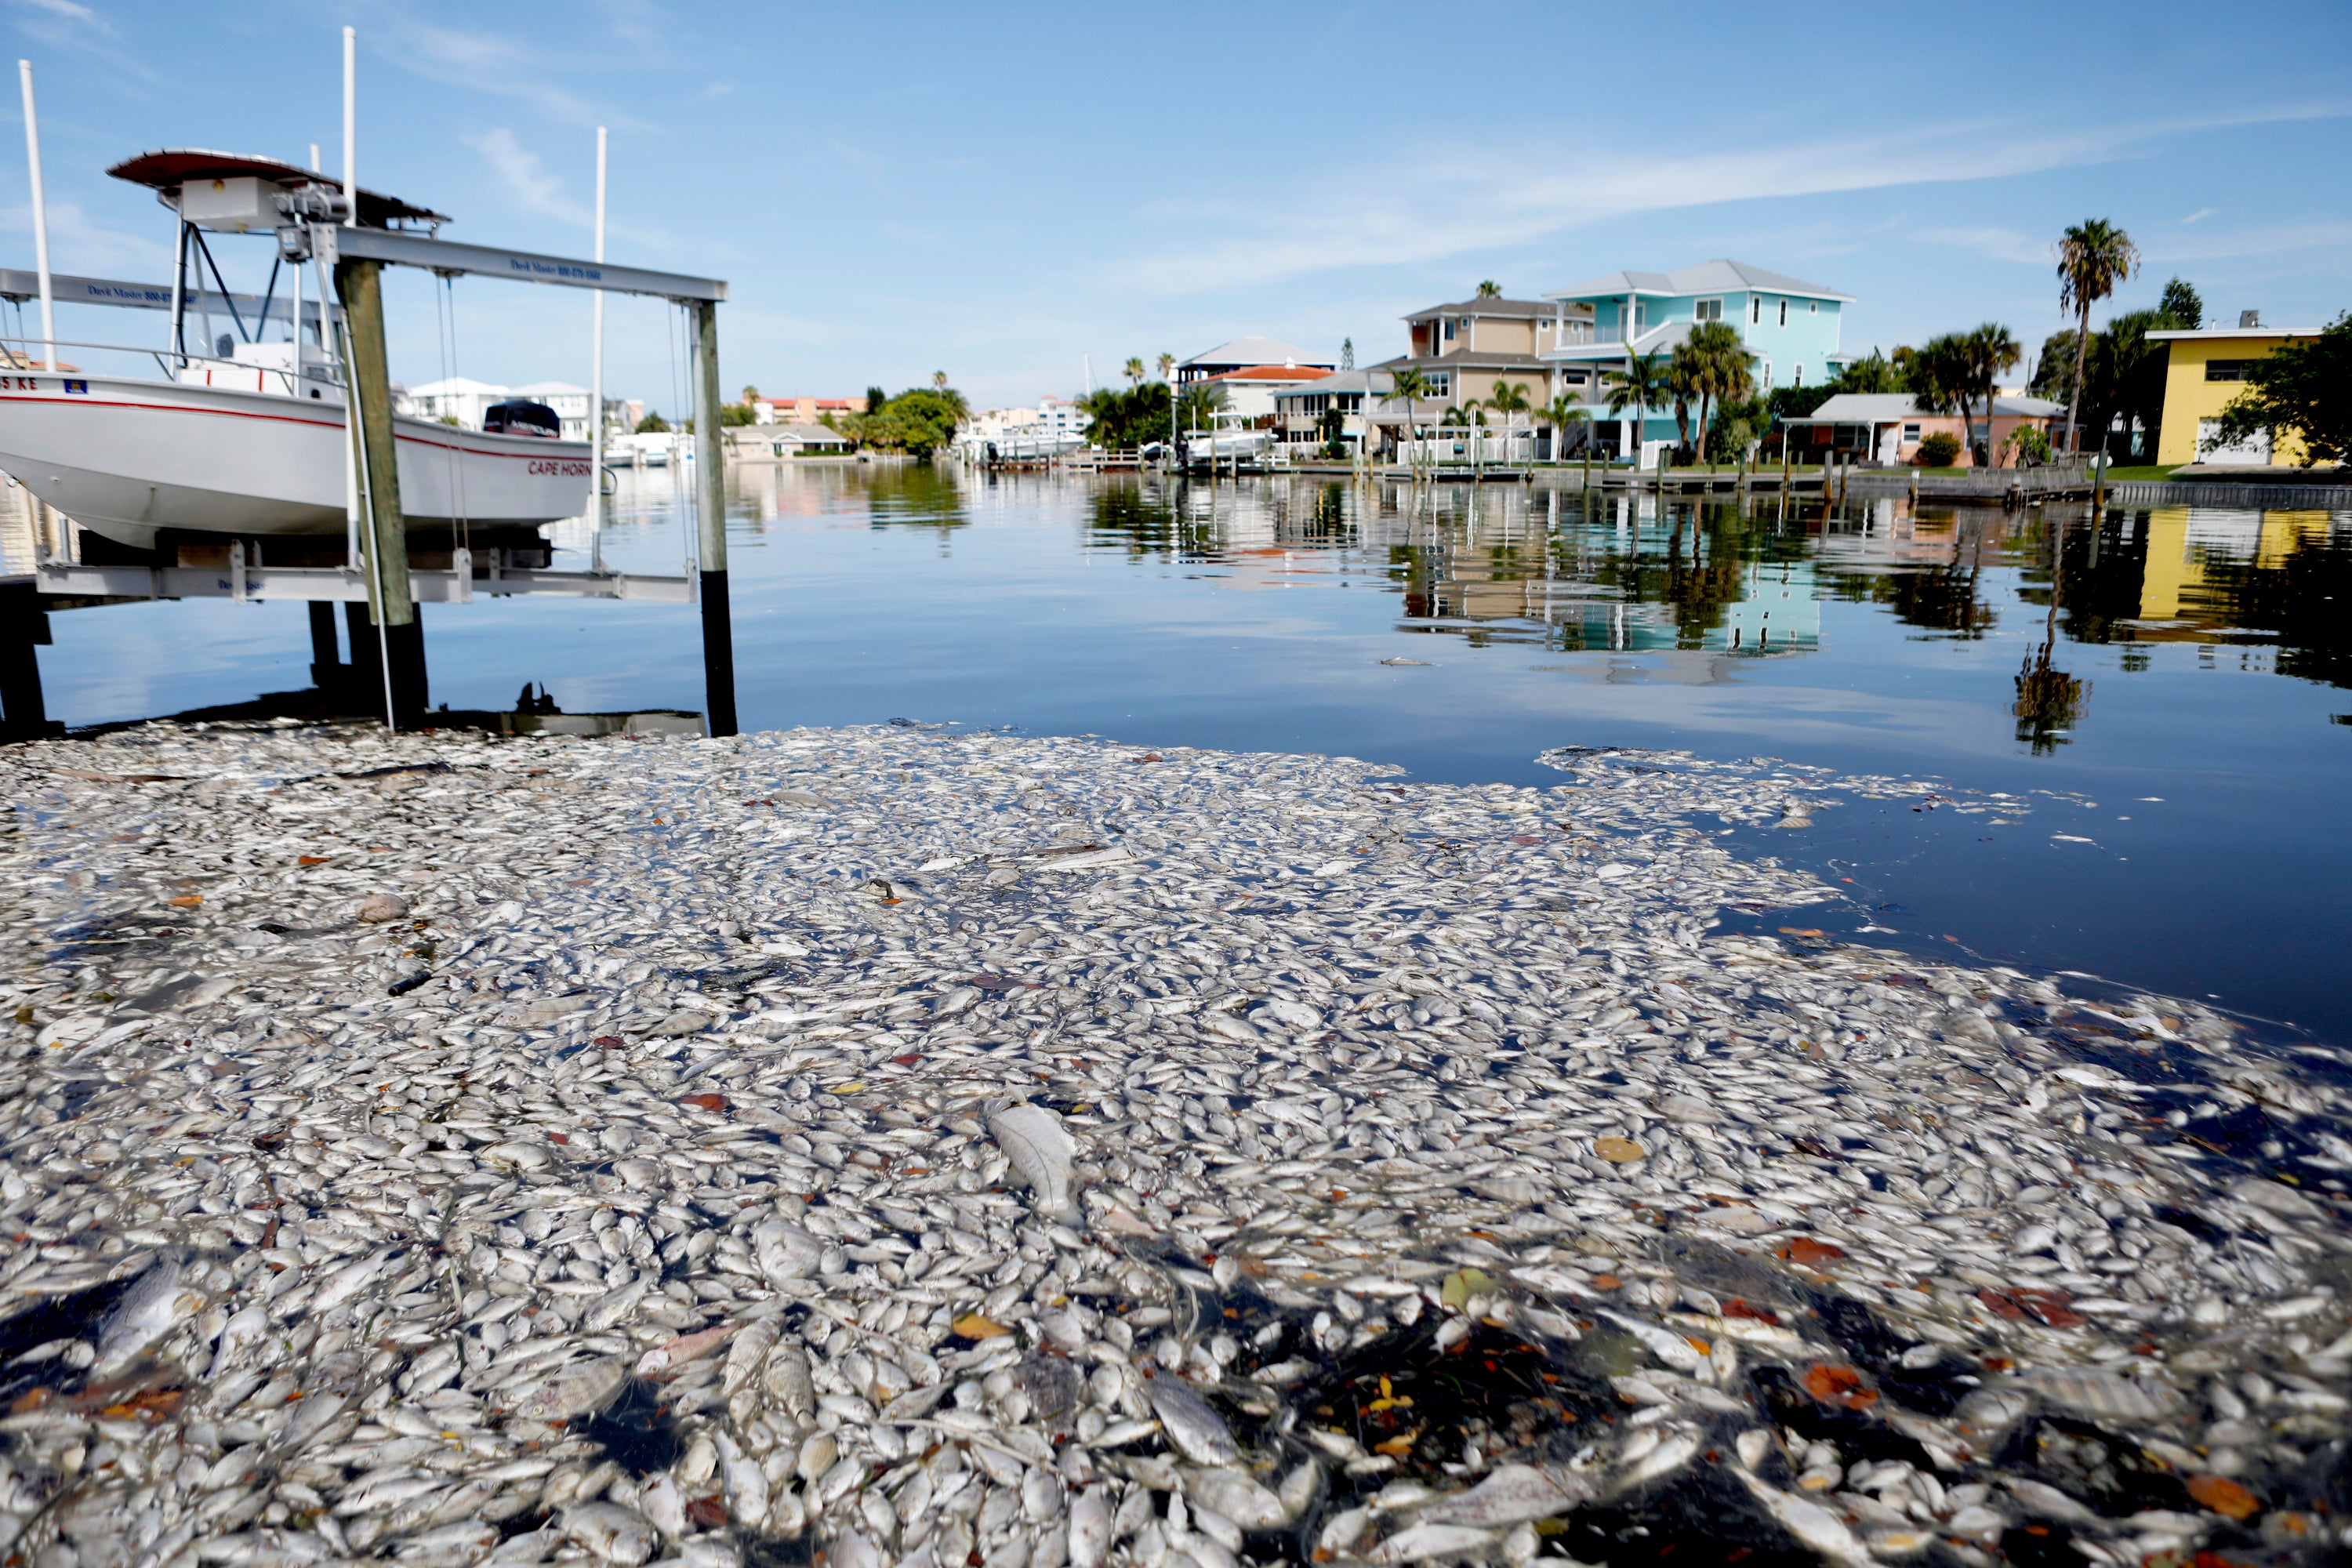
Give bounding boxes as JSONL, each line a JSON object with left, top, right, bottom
{"left": 109, "top": 148, "right": 448, "bottom": 230}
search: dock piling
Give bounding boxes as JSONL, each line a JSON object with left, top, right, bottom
{"left": 0, "top": 579, "right": 55, "bottom": 740}
{"left": 334, "top": 254, "right": 427, "bottom": 728}
{"left": 691, "top": 298, "right": 738, "bottom": 737}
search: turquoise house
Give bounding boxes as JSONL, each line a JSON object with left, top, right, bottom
{"left": 1539, "top": 260, "right": 1853, "bottom": 458}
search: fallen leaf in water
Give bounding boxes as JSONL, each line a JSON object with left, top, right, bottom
{"left": 1777, "top": 927, "right": 1824, "bottom": 938}
{"left": 1722, "top": 1299, "right": 1780, "bottom": 1323}
{"left": 1439, "top": 1269, "right": 1497, "bottom": 1310}
{"left": 1781, "top": 1237, "right": 1846, "bottom": 1266}
{"left": 1802, "top": 1364, "right": 1878, "bottom": 1410}
{"left": 2013, "top": 1288, "right": 2085, "bottom": 1328}
{"left": 297, "top": 855, "right": 329, "bottom": 866}
{"left": 168, "top": 895, "right": 202, "bottom": 908}
{"left": 677, "top": 1093, "right": 730, "bottom": 1112}
{"left": 1373, "top": 1430, "right": 1420, "bottom": 1455}
{"left": 1589, "top": 1274, "right": 1621, "bottom": 1291}
{"left": 2188, "top": 1475, "right": 2261, "bottom": 1522}
{"left": 953, "top": 1314, "right": 1013, "bottom": 1340}
{"left": 1595, "top": 1137, "right": 1646, "bottom": 1163}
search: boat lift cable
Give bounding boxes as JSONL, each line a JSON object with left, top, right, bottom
{"left": 666, "top": 300, "right": 691, "bottom": 575}
{"left": 433, "top": 270, "right": 470, "bottom": 554}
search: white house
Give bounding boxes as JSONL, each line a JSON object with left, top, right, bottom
{"left": 407, "top": 377, "right": 622, "bottom": 442}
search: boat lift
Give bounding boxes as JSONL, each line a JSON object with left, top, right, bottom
{"left": 2, "top": 42, "right": 739, "bottom": 739}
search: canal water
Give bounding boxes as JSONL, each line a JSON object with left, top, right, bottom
{"left": 35, "top": 463, "right": 2352, "bottom": 1043}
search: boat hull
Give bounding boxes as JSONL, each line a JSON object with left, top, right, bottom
{"left": 0, "top": 370, "right": 592, "bottom": 549}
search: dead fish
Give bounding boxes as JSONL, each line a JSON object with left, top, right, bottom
{"left": 714, "top": 1428, "right": 769, "bottom": 1531}
{"left": 1185, "top": 1468, "right": 1288, "bottom": 1531}
{"left": 1145, "top": 1377, "right": 1239, "bottom": 1465}
{"left": 636, "top": 1321, "right": 733, "bottom": 1377}
{"left": 723, "top": 1316, "right": 780, "bottom": 1395}
{"left": 1596, "top": 1310, "right": 1707, "bottom": 1374}
{"left": 509, "top": 1355, "right": 630, "bottom": 1423}
{"left": 1420, "top": 1465, "right": 1592, "bottom": 1526}
{"left": 2019, "top": 1368, "right": 2184, "bottom": 1422}
{"left": 1069, "top": 1487, "right": 1112, "bottom": 1568}
{"left": 638, "top": 1474, "right": 687, "bottom": 1539}
{"left": 1734, "top": 1472, "right": 1873, "bottom": 1568}
{"left": 764, "top": 1341, "right": 815, "bottom": 1420}
{"left": 752, "top": 1220, "right": 823, "bottom": 1284}
{"left": 988, "top": 1100, "right": 1081, "bottom": 1223}
{"left": 561, "top": 1502, "right": 654, "bottom": 1566}
{"left": 1368, "top": 1523, "right": 1495, "bottom": 1563}
{"left": 1377, "top": 658, "right": 1434, "bottom": 667}
{"left": 311, "top": 1247, "right": 396, "bottom": 1315}
{"left": 95, "top": 1253, "right": 201, "bottom": 1374}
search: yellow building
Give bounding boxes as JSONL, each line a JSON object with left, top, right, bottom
{"left": 2147, "top": 322, "right": 2325, "bottom": 466}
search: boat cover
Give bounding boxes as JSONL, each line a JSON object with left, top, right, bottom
{"left": 107, "top": 149, "right": 448, "bottom": 229}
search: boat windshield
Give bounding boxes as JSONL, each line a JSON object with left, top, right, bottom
{"left": 484, "top": 400, "right": 562, "bottom": 437}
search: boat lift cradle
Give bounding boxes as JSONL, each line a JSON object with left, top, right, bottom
{"left": 3, "top": 143, "right": 739, "bottom": 737}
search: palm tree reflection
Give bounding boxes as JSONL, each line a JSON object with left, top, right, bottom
{"left": 2013, "top": 513, "right": 2090, "bottom": 752}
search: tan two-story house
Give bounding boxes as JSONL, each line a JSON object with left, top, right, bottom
{"left": 1372, "top": 296, "right": 1595, "bottom": 416}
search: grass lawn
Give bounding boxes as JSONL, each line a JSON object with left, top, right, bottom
{"left": 2100, "top": 465, "right": 2182, "bottom": 481}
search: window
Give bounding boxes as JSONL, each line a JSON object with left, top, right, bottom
{"left": 1443, "top": 320, "right": 1456, "bottom": 343}
{"left": 1901, "top": 423, "right": 1922, "bottom": 443}
{"left": 1809, "top": 301, "right": 1818, "bottom": 315}
{"left": 1777, "top": 299, "right": 1788, "bottom": 328}
{"left": 1562, "top": 371, "right": 1589, "bottom": 387}
{"left": 1792, "top": 365, "right": 1804, "bottom": 387}
{"left": 1633, "top": 299, "right": 1649, "bottom": 331}
{"left": 1424, "top": 372, "right": 1450, "bottom": 397}
{"left": 1693, "top": 298, "right": 1722, "bottom": 323}
{"left": 2205, "top": 359, "right": 2252, "bottom": 381}
{"left": 1750, "top": 296, "right": 1761, "bottom": 325}
{"left": 1761, "top": 360, "right": 1773, "bottom": 392}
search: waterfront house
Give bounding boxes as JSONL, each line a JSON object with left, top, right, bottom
{"left": 1182, "top": 363, "right": 1334, "bottom": 423}
{"left": 753, "top": 395, "right": 862, "bottom": 426}
{"left": 1539, "top": 261, "right": 1853, "bottom": 458}
{"left": 2146, "top": 317, "right": 2326, "bottom": 466}
{"left": 1272, "top": 368, "right": 1395, "bottom": 452}
{"left": 1789, "top": 392, "right": 2063, "bottom": 466}
{"left": 1176, "top": 337, "right": 1334, "bottom": 386}
{"left": 1366, "top": 296, "right": 1583, "bottom": 426}
{"left": 724, "top": 422, "right": 854, "bottom": 459}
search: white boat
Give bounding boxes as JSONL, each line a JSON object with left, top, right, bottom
{"left": 0, "top": 148, "right": 591, "bottom": 550}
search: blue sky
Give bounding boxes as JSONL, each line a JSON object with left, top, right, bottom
{"left": 4, "top": 0, "right": 2347, "bottom": 414}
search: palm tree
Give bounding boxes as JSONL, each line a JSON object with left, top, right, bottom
{"left": 1538, "top": 392, "right": 1590, "bottom": 465}
{"left": 1123, "top": 357, "right": 1145, "bottom": 389}
{"left": 2056, "top": 220, "right": 2139, "bottom": 454}
{"left": 1156, "top": 353, "right": 1174, "bottom": 383}
{"left": 1486, "top": 379, "right": 1532, "bottom": 428}
{"left": 1475, "top": 280, "right": 1501, "bottom": 297}
{"left": 1664, "top": 347, "right": 1700, "bottom": 456}
{"left": 931, "top": 370, "right": 949, "bottom": 392}
{"left": 1606, "top": 350, "right": 1670, "bottom": 463}
{"left": 1387, "top": 366, "right": 1429, "bottom": 470}
{"left": 1963, "top": 323, "right": 2022, "bottom": 466}
{"left": 1683, "top": 321, "right": 1753, "bottom": 465}
{"left": 1911, "top": 332, "right": 1978, "bottom": 463}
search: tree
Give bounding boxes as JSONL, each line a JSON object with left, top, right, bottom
{"left": 2207, "top": 311, "right": 2352, "bottom": 466}
{"left": 1910, "top": 332, "right": 1975, "bottom": 424}
{"left": 1123, "top": 357, "right": 1145, "bottom": 388}
{"left": 1485, "top": 378, "right": 1533, "bottom": 428}
{"left": 1605, "top": 350, "right": 1671, "bottom": 460}
{"left": 2159, "top": 278, "right": 2203, "bottom": 331}
{"left": 2056, "top": 219, "right": 2139, "bottom": 452}
{"left": 1682, "top": 320, "right": 1753, "bottom": 463}
{"left": 1537, "top": 393, "right": 1589, "bottom": 460}
{"left": 741, "top": 384, "right": 760, "bottom": 405}
{"left": 1475, "top": 280, "right": 1501, "bottom": 297}
{"left": 1963, "top": 322, "right": 2022, "bottom": 466}
{"left": 866, "top": 385, "right": 888, "bottom": 415}
{"left": 1664, "top": 347, "right": 1698, "bottom": 455}
{"left": 634, "top": 411, "right": 670, "bottom": 434}
{"left": 1156, "top": 353, "right": 1174, "bottom": 383}
{"left": 932, "top": 370, "right": 949, "bottom": 391}
{"left": 2027, "top": 329, "right": 2080, "bottom": 404}
{"left": 1832, "top": 349, "right": 1905, "bottom": 395}
{"left": 1386, "top": 367, "right": 1428, "bottom": 469}
{"left": 1341, "top": 337, "right": 1354, "bottom": 371}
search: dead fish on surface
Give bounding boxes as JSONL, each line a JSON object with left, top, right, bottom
{"left": 987, "top": 1099, "right": 1081, "bottom": 1224}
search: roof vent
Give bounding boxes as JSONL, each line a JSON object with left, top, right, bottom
{"left": 2240, "top": 310, "right": 2261, "bottom": 328}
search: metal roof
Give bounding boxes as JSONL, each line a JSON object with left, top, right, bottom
{"left": 108, "top": 147, "right": 448, "bottom": 228}
{"left": 1802, "top": 392, "right": 2064, "bottom": 422}
{"left": 1402, "top": 297, "right": 1584, "bottom": 322}
{"left": 1178, "top": 336, "right": 1331, "bottom": 368}
{"left": 1544, "top": 260, "right": 1852, "bottom": 303}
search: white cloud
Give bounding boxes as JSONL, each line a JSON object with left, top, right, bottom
{"left": 466, "top": 127, "right": 591, "bottom": 227}
{"left": 0, "top": 198, "right": 169, "bottom": 275}
{"left": 2180, "top": 207, "right": 2216, "bottom": 224}
{"left": 1112, "top": 106, "right": 2348, "bottom": 296}
{"left": 8, "top": 0, "right": 104, "bottom": 26}
{"left": 1915, "top": 226, "right": 2049, "bottom": 266}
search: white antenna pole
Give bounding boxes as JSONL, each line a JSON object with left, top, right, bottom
{"left": 310, "top": 143, "right": 320, "bottom": 172}
{"left": 339, "top": 28, "right": 361, "bottom": 570}
{"left": 340, "top": 27, "right": 356, "bottom": 227}
{"left": 589, "top": 125, "right": 607, "bottom": 568}
{"left": 1083, "top": 354, "right": 1093, "bottom": 395}
{"left": 17, "top": 60, "right": 54, "bottom": 371}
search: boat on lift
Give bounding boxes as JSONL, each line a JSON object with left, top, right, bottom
{"left": 0, "top": 149, "right": 591, "bottom": 550}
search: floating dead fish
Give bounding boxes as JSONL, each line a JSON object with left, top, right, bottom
{"left": 1420, "top": 1465, "right": 1592, "bottom": 1526}
{"left": 988, "top": 1100, "right": 1081, "bottom": 1223}
{"left": 1146, "top": 1377, "right": 1240, "bottom": 1465}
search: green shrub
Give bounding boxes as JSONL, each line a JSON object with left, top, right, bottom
{"left": 1915, "top": 431, "right": 1962, "bottom": 466}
